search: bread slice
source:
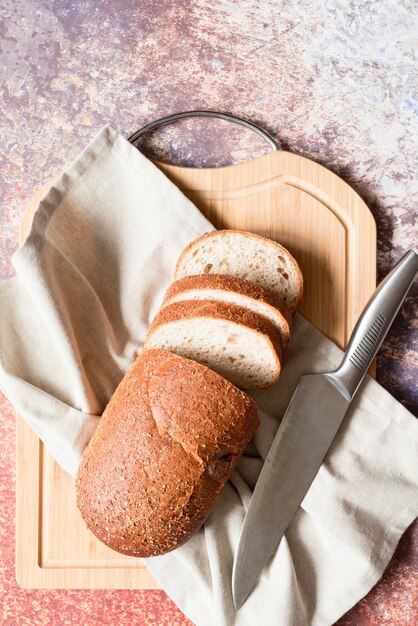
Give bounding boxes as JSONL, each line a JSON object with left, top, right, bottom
{"left": 145, "top": 299, "right": 282, "bottom": 389}
{"left": 174, "top": 229, "right": 303, "bottom": 313}
{"left": 76, "top": 349, "right": 259, "bottom": 557}
{"left": 163, "top": 274, "right": 292, "bottom": 352}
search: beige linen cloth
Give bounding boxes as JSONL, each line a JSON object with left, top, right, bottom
{"left": 1, "top": 126, "right": 417, "bottom": 626}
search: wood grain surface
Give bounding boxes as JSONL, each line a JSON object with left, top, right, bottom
{"left": 16, "top": 149, "right": 376, "bottom": 589}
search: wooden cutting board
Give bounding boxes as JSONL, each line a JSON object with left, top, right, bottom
{"left": 16, "top": 149, "right": 376, "bottom": 588}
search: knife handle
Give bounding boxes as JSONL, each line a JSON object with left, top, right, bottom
{"left": 331, "top": 250, "right": 418, "bottom": 399}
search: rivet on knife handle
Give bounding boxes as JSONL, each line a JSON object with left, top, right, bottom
{"left": 330, "top": 250, "right": 418, "bottom": 398}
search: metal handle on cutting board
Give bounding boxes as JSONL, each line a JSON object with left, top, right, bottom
{"left": 128, "top": 110, "right": 280, "bottom": 151}
{"left": 331, "top": 250, "right": 418, "bottom": 398}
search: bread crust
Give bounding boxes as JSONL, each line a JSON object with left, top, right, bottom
{"left": 174, "top": 229, "right": 303, "bottom": 312}
{"left": 76, "top": 349, "right": 259, "bottom": 557}
{"left": 162, "top": 274, "right": 292, "bottom": 351}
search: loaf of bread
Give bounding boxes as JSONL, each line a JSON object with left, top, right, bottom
{"left": 77, "top": 230, "right": 302, "bottom": 558}
{"left": 145, "top": 299, "right": 282, "bottom": 389}
{"left": 163, "top": 274, "right": 292, "bottom": 352}
{"left": 76, "top": 349, "right": 259, "bottom": 557}
{"left": 174, "top": 229, "right": 303, "bottom": 313}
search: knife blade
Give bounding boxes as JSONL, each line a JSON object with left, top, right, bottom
{"left": 232, "top": 250, "right": 418, "bottom": 611}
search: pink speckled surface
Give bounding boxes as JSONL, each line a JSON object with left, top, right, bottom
{"left": 1, "top": 1, "right": 417, "bottom": 624}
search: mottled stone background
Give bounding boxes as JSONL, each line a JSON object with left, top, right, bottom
{"left": 1, "top": 0, "right": 417, "bottom": 624}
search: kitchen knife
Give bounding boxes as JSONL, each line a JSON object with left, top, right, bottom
{"left": 232, "top": 250, "right": 418, "bottom": 611}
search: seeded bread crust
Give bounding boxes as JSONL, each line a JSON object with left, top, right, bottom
{"left": 146, "top": 299, "right": 282, "bottom": 387}
{"left": 76, "top": 349, "right": 259, "bottom": 558}
{"left": 162, "top": 274, "right": 292, "bottom": 351}
{"left": 174, "top": 229, "right": 303, "bottom": 313}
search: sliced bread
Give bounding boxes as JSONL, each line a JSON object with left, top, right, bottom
{"left": 174, "top": 229, "right": 303, "bottom": 313}
{"left": 162, "top": 274, "right": 292, "bottom": 352}
{"left": 145, "top": 300, "right": 282, "bottom": 389}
